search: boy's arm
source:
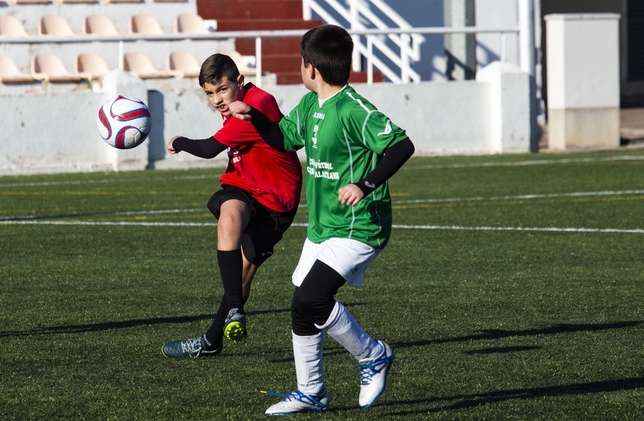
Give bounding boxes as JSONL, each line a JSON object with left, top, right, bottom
{"left": 168, "top": 136, "right": 227, "bottom": 159}
{"left": 229, "top": 101, "right": 286, "bottom": 151}
{"left": 339, "top": 138, "right": 415, "bottom": 206}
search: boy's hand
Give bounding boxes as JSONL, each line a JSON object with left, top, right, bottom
{"left": 338, "top": 184, "right": 365, "bottom": 206}
{"left": 167, "top": 136, "right": 181, "bottom": 154}
{"left": 229, "top": 101, "right": 252, "bottom": 120}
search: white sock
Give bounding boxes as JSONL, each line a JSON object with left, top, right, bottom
{"left": 315, "top": 302, "right": 378, "bottom": 360}
{"left": 292, "top": 331, "right": 326, "bottom": 396}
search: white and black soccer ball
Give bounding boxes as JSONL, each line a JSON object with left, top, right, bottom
{"left": 97, "top": 94, "right": 151, "bottom": 149}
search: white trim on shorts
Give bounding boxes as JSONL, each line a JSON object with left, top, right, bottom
{"left": 292, "top": 237, "right": 380, "bottom": 288}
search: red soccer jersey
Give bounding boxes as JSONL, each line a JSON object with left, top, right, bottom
{"left": 214, "top": 84, "right": 302, "bottom": 213}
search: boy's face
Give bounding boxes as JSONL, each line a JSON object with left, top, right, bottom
{"left": 203, "top": 75, "right": 244, "bottom": 116}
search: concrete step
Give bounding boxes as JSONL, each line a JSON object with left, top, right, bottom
{"left": 216, "top": 18, "right": 322, "bottom": 31}
{"left": 236, "top": 37, "right": 302, "bottom": 56}
{"left": 199, "top": 0, "right": 304, "bottom": 20}
{"left": 275, "top": 70, "right": 385, "bottom": 85}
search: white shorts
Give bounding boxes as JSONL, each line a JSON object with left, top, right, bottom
{"left": 292, "top": 238, "right": 380, "bottom": 288}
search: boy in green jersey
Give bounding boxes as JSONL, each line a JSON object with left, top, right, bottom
{"left": 230, "top": 24, "right": 415, "bottom": 415}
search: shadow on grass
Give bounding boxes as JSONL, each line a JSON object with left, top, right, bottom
{"left": 380, "top": 376, "right": 644, "bottom": 415}
{"left": 0, "top": 307, "right": 292, "bottom": 337}
{"left": 392, "top": 320, "right": 642, "bottom": 349}
{"left": 463, "top": 345, "right": 541, "bottom": 354}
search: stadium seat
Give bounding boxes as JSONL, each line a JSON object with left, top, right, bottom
{"left": 167, "top": 51, "right": 201, "bottom": 78}
{"left": 123, "top": 52, "right": 170, "bottom": 79}
{"left": 83, "top": 15, "right": 119, "bottom": 36}
{"left": 76, "top": 53, "right": 111, "bottom": 80}
{"left": 0, "top": 55, "right": 34, "bottom": 83}
{"left": 174, "top": 14, "right": 209, "bottom": 34}
{"left": 0, "top": 16, "right": 29, "bottom": 37}
{"left": 129, "top": 15, "right": 163, "bottom": 35}
{"left": 32, "top": 54, "right": 89, "bottom": 82}
{"left": 15, "top": 0, "right": 51, "bottom": 4}
{"left": 219, "top": 50, "right": 257, "bottom": 77}
{"left": 38, "top": 15, "right": 76, "bottom": 37}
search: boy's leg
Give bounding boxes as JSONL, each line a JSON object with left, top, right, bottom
{"left": 203, "top": 254, "right": 258, "bottom": 349}
{"left": 162, "top": 254, "right": 258, "bottom": 358}
{"left": 265, "top": 263, "right": 341, "bottom": 415}
{"left": 217, "top": 198, "right": 251, "bottom": 312}
{"left": 294, "top": 255, "right": 394, "bottom": 409}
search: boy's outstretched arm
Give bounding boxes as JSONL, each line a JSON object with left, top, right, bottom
{"left": 167, "top": 135, "right": 227, "bottom": 158}
{"left": 339, "top": 138, "right": 415, "bottom": 206}
{"left": 229, "top": 100, "right": 286, "bottom": 151}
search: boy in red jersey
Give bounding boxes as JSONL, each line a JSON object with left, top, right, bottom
{"left": 162, "top": 53, "right": 302, "bottom": 358}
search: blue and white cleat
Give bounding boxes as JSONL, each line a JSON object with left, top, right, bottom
{"left": 264, "top": 389, "right": 329, "bottom": 416}
{"left": 357, "top": 340, "right": 395, "bottom": 408}
{"left": 162, "top": 336, "right": 222, "bottom": 358}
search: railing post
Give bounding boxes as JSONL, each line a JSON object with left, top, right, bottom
{"left": 118, "top": 40, "right": 123, "bottom": 70}
{"left": 255, "top": 36, "right": 262, "bottom": 88}
{"left": 302, "top": 0, "right": 311, "bottom": 20}
{"left": 349, "top": 0, "right": 362, "bottom": 72}
{"left": 367, "top": 35, "right": 373, "bottom": 85}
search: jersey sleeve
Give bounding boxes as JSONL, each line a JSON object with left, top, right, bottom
{"left": 351, "top": 107, "right": 408, "bottom": 155}
{"left": 278, "top": 92, "right": 317, "bottom": 152}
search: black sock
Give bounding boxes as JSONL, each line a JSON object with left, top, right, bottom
{"left": 217, "top": 249, "right": 244, "bottom": 312}
{"left": 203, "top": 296, "right": 228, "bottom": 350}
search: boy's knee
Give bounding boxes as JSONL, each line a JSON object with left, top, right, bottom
{"left": 291, "top": 287, "right": 334, "bottom": 326}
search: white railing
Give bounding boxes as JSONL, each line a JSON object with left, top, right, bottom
{"left": 1, "top": 26, "right": 519, "bottom": 87}
{"left": 303, "top": 0, "right": 425, "bottom": 84}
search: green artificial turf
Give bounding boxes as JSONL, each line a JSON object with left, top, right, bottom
{"left": 1, "top": 150, "right": 643, "bottom": 420}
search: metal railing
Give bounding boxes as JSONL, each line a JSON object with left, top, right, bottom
{"left": 303, "top": 0, "right": 426, "bottom": 84}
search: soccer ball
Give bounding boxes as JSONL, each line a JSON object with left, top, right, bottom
{"left": 97, "top": 94, "right": 151, "bottom": 149}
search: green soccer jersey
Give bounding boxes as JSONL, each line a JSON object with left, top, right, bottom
{"left": 279, "top": 85, "right": 408, "bottom": 249}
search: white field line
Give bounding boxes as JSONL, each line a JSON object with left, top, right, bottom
{"left": 1, "top": 155, "right": 643, "bottom": 189}
{"left": 404, "top": 155, "right": 644, "bottom": 170}
{"left": 2, "top": 219, "right": 643, "bottom": 234}
{"left": 395, "top": 189, "right": 644, "bottom": 205}
{"left": 0, "top": 174, "right": 218, "bottom": 189}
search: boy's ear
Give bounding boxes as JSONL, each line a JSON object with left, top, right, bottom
{"left": 306, "top": 64, "right": 316, "bottom": 80}
{"left": 236, "top": 74, "right": 245, "bottom": 87}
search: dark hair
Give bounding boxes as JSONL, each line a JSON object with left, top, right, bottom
{"left": 198, "top": 53, "right": 240, "bottom": 87}
{"left": 300, "top": 25, "right": 353, "bottom": 86}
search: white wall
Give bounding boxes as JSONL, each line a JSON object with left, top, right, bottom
{"left": 0, "top": 61, "right": 531, "bottom": 176}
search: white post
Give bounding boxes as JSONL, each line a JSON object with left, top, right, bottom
{"left": 367, "top": 35, "right": 373, "bottom": 85}
{"left": 349, "top": 0, "right": 361, "bottom": 72}
{"left": 519, "top": 0, "right": 537, "bottom": 151}
{"left": 118, "top": 40, "right": 124, "bottom": 70}
{"left": 255, "top": 37, "right": 262, "bottom": 88}
{"left": 303, "top": 0, "right": 311, "bottom": 20}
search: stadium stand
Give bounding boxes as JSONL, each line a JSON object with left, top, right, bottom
{"left": 32, "top": 53, "right": 89, "bottom": 82}
{"left": 174, "top": 13, "right": 208, "bottom": 34}
{"left": 123, "top": 52, "right": 170, "bottom": 79}
{"left": 38, "top": 15, "right": 76, "bottom": 36}
{"left": 129, "top": 14, "right": 163, "bottom": 35}
{"left": 0, "top": 16, "right": 29, "bottom": 37}
{"left": 219, "top": 49, "right": 256, "bottom": 77}
{"left": 15, "top": 0, "right": 51, "bottom": 4}
{"left": 0, "top": 55, "right": 34, "bottom": 83}
{"left": 83, "top": 15, "right": 119, "bottom": 35}
{"left": 76, "top": 52, "right": 111, "bottom": 80}
{"left": 167, "top": 51, "right": 200, "bottom": 78}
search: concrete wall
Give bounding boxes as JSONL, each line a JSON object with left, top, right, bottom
{"left": 0, "top": 60, "right": 530, "bottom": 176}
{"left": 545, "top": 13, "right": 620, "bottom": 151}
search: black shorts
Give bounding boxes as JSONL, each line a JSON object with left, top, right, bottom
{"left": 207, "top": 186, "right": 298, "bottom": 266}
